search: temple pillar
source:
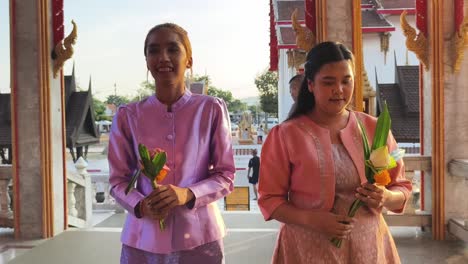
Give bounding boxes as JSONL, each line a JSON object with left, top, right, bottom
{"left": 10, "top": 0, "right": 67, "bottom": 238}
{"left": 323, "top": 0, "right": 364, "bottom": 111}
{"left": 410, "top": 0, "right": 468, "bottom": 239}
{"left": 437, "top": 0, "right": 468, "bottom": 239}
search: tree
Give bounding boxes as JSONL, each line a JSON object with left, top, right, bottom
{"left": 105, "top": 94, "right": 129, "bottom": 107}
{"left": 131, "top": 81, "right": 155, "bottom": 102}
{"left": 194, "top": 74, "right": 247, "bottom": 113}
{"left": 193, "top": 75, "right": 211, "bottom": 86}
{"left": 93, "top": 98, "right": 107, "bottom": 121}
{"left": 255, "top": 70, "right": 278, "bottom": 116}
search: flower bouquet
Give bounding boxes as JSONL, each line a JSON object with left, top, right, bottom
{"left": 125, "top": 143, "right": 170, "bottom": 230}
{"left": 331, "top": 102, "right": 405, "bottom": 248}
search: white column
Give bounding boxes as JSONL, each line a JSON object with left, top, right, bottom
{"left": 278, "top": 49, "right": 296, "bottom": 123}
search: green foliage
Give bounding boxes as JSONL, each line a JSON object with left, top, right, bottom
{"left": 255, "top": 70, "right": 278, "bottom": 115}
{"left": 194, "top": 74, "right": 247, "bottom": 113}
{"left": 130, "top": 81, "right": 155, "bottom": 102}
{"left": 193, "top": 75, "right": 211, "bottom": 86}
{"left": 372, "top": 102, "right": 391, "bottom": 150}
{"left": 105, "top": 94, "right": 129, "bottom": 107}
{"left": 93, "top": 98, "right": 107, "bottom": 121}
{"left": 207, "top": 86, "right": 233, "bottom": 103}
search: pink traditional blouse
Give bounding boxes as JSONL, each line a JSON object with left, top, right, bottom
{"left": 258, "top": 111, "right": 412, "bottom": 219}
{"left": 108, "top": 90, "right": 235, "bottom": 254}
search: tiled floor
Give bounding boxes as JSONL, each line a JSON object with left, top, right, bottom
{"left": 2, "top": 150, "right": 467, "bottom": 263}
{"left": 3, "top": 206, "right": 468, "bottom": 264}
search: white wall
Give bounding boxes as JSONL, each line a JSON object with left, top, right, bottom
{"left": 278, "top": 49, "right": 296, "bottom": 123}
{"left": 363, "top": 14, "right": 418, "bottom": 90}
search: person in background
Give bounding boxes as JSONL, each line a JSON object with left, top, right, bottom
{"left": 257, "top": 125, "right": 265, "bottom": 144}
{"left": 258, "top": 41, "right": 412, "bottom": 263}
{"left": 247, "top": 149, "right": 260, "bottom": 200}
{"left": 287, "top": 74, "right": 304, "bottom": 117}
{"left": 108, "top": 23, "right": 235, "bottom": 264}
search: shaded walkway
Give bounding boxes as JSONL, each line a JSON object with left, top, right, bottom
{"left": 8, "top": 212, "right": 468, "bottom": 264}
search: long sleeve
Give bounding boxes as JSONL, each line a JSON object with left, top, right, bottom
{"left": 108, "top": 107, "right": 144, "bottom": 215}
{"left": 258, "top": 125, "right": 291, "bottom": 220}
{"left": 385, "top": 130, "right": 412, "bottom": 213}
{"left": 188, "top": 98, "right": 235, "bottom": 209}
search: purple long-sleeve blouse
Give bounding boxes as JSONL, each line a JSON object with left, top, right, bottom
{"left": 108, "top": 90, "right": 235, "bottom": 254}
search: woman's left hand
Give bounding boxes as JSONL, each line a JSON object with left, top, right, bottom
{"left": 147, "top": 185, "right": 195, "bottom": 213}
{"left": 355, "top": 183, "right": 388, "bottom": 209}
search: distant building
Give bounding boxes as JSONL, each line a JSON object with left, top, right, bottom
{"left": 64, "top": 66, "right": 101, "bottom": 162}
{"left": 0, "top": 66, "right": 100, "bottom": 163}
{"left": 0, "top": 94, "right": 12, "bottom": 164}
{"left": 104, "top": 104, "right": 117, "bottom": 118}
{"left": 376, "top": 58, "right": 420, "bottom": 153}
{"left": 190, "top": 82, "right": 207, "bottom": 95}
{"left": 269, "top": 0, "right": 417, "bottom": 120}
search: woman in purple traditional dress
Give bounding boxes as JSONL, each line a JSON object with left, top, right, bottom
{"left": 108, "top": 23, "right": 235, "bottom": 264}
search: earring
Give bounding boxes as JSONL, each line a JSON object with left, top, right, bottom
{"left": 146, "top": 70, "right": 149, "bottom": 82}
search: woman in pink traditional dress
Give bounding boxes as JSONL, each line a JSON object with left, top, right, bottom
{"left": 258, "top": 42, "right": 412, "bottom": 264}
{"left": 108, "top": 23, "right": 235, "bottom": 264}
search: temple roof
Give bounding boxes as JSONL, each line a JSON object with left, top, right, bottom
{"left": 0, "top": 94, "right": 11, "bottom": 148}
{"left": 361, "top": 0, "right": 379, "bottom": 6}
{"left": 361, "top": 9, "right": 395, "bottom": 32}
{"left": 278, "top": 26, "right": 296, "bottom": 46}
{"left": 0, "top": 69, "right": 100, "bottom": 151}
{"left": 275, "top": 0, "right": 305, "bottom": 22}
{"left": 376, "top": 64, "right": 419, "bottom": 142}
{"left": 64, "top": 69, "right": 100, "bottom": 148}
{"left": 379, "top": 0, "right": 415, "bottom": 9}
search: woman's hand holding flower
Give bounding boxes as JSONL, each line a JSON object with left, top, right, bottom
{"left": 355, "top": 183, "right": 390, "bottom": 209}
{"left": 140, "top": 194, "right": 169, "bottom": 221}
{"left": 303, "top": 211, "right": 356, "bottom": 239}
{"left": 146, "top": 185, "right": 195, "bottom": 214}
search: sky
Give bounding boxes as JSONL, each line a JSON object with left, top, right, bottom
{"left": 0, "top": 0, "right": 270, "bottom": 101}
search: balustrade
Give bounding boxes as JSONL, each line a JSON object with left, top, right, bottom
{"left": 0, "top": 165, "right": 13, "bottom": 227}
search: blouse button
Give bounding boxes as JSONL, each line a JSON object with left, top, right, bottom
{"left": 166, "top": 134, "right": 174, "bottom": 140}
{"left": 165, "top": 113, "right": 172, "bottom": 118}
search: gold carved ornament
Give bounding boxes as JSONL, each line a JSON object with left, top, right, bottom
{"left": 52, "top": 20, "right": 77, "bottom": 78}
{"left": 287, "top": 49, "right": 307, "bottom": 70}
{"left": 454, "top": 11, "right": 468, "bottom": 73}
{"left": 400, "top": 10, "right": 429, "bottom": 70}
{"left": 291, "top": 8, "right": 316, "bottom": 52}
{"left": 379, "top": 32, "right": 391, "bottom": 64}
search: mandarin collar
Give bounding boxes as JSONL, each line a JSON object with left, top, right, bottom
{"left": 149, "top": 89, "right": 192, "bottom": 112}
{"left": 297, "top": 110, "right": 353, "bottom": 133}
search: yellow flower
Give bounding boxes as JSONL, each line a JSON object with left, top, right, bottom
{"left": 369, "top": 146, "right": 391, "bottom": 169}
{"left": 374, "top": 170, "right": 391, "bottom": 186}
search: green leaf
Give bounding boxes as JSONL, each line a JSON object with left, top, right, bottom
{"left": 138, "top": 144, "right": 155, "bottom": 177}
{"left": 151, "top": 152, "right": 167, "bottom": 175}
{"left": 372, "top": 102, "right": 391, "bottom": 150}
{"left": 125, "top": 169, "right": 141, "bottom": 195}
{"left": 357, "top": 119, "right": 375, "bottom": 183}
{"left": 357, "top": 119, "right": 371, "bottom": 159}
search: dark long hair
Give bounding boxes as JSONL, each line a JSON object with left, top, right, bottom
{"left": 287, "top": 41, "right": 355, "bottom": 121}
{"left": 143, "top": 23, "right": 192, "bottom": 59}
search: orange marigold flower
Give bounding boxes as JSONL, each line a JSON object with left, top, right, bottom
{"left": 374, "top": 170, "right": 391, "bottom": 186}
{"left": 154, "top": 165, "right": 170, "bottom": 184}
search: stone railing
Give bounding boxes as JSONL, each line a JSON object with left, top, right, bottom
{"left": 447, "top": 159, "right": 468, "bottom": 242}
{"left": 67, "top": 157, "right": 93, "bottom": 228}
{"left": 91, "top": 173, "right": 124, "bottom": 213}
{"left": 0, "top": 165, "right": 13, "bottom": 228}
{"left": 232, "top": 144, "right": 262, "bottom": 168}
{"left": 384, "top": 155, "right": 432, "bottom": 228}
